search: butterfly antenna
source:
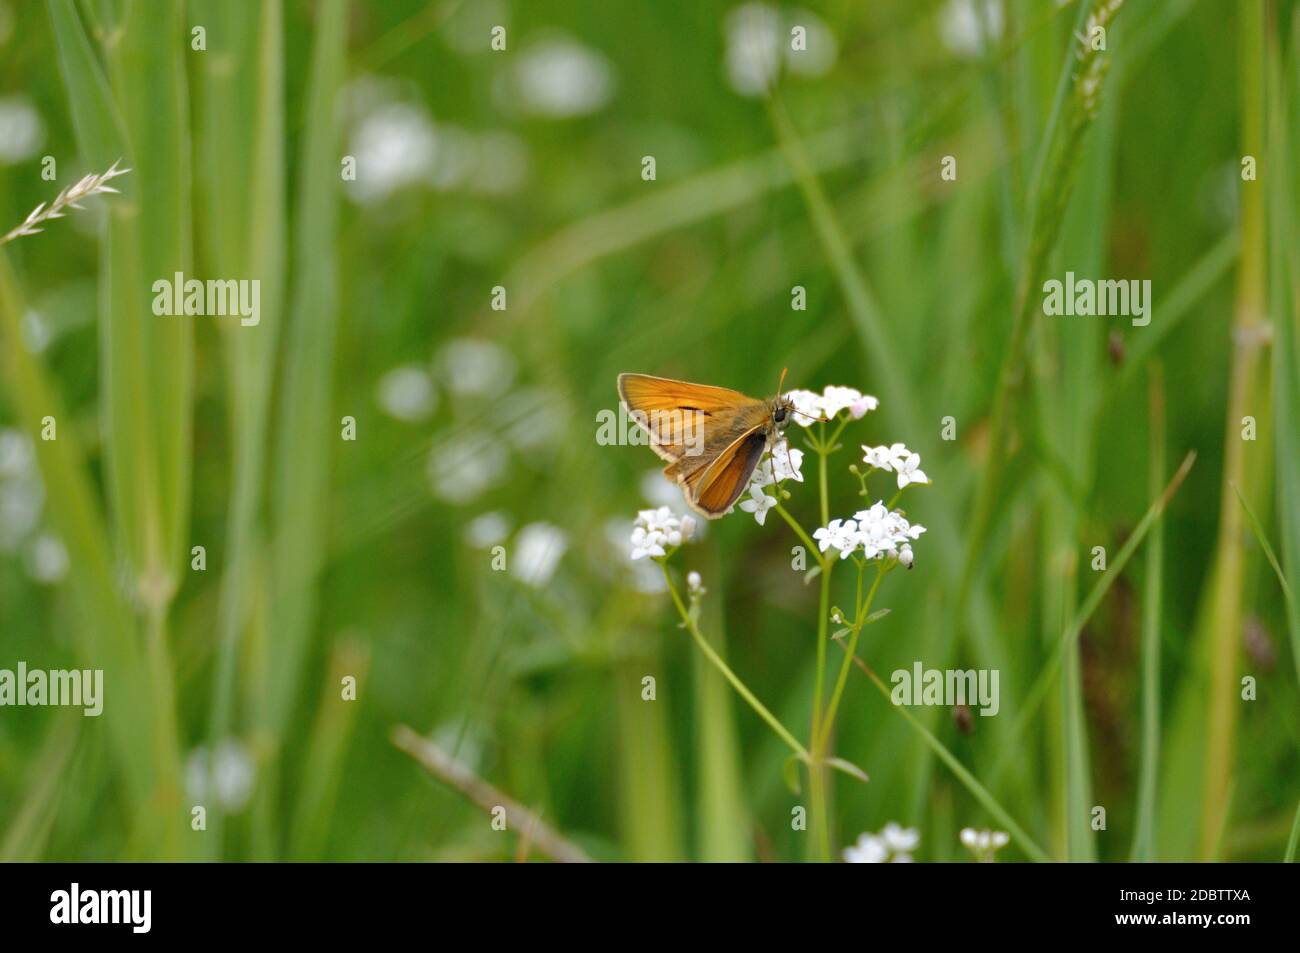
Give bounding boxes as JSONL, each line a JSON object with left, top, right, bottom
{"left": 776, "top": 366, "right": 788, "bottom": 400}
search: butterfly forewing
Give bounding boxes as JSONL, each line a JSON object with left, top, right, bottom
{"left": 619, "top": 373, "right": 766, "bottom": 463}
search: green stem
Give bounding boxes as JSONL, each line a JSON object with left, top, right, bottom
{"left": 817, "top": 563, "right": 883, "bottom": 752}
{"left": 660, "top": 562, "right": 808, "bottom": 759}
{"left": 773, "top": 502, "right": 819, "bottom": 556}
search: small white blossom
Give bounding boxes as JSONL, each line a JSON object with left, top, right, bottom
{"left": 437, "top": 338, "right": 515, "bottom": 398}
{"left": 786, "top": 385, "right": 878, "bottom": 427}
{"left": 898, "top": 543, "right": 914, "bottom": 569}
{"left": 752, "top": 439, "right": 803, "bottom": 486}
{"left": 464, "top": 511, "right": 510, "bottom": 548}
{"left": 818, "top": 503, "right": 926, "bottom": 562}
{"left": 844, "top": 823, "right": 919, "bottom": 863}
{"left": 185, "top": 739, "right": 256, "bottom": 814}
{"left": 687, "top": 571, "right": 705, "bottom": 596}
{"left": 509, "top": 34, "right": 614, "bottom": 118}
{"left": 376, "top": 364, "right": 437, "bottom": 422}
{"left": 939, "top": 0, "right": 1004, "bottom": 59}
{"left": 26, "top": 532, "right": 67, "bottom": 583}
{"left": 511, "top": 522, "right": 568, "bottom": 587}
{"left": 821, "top": 385, "right": 876, "bottom": 419}
{"left": 895, "top": 451, "right": 930, "bottom": 488}
{"left": 738, "top": 483, "right": 776, "bottom": 525}
{"left": 813, "top": 518, "right": 859, "bottom": 559}
{"left": 880, "top": 822, "right": 921, "bottom": 854}
{"left": 862, "top": 442, "right": 908, "bottom": 472}
{"left": 629, "top": 507, "right": 693, "bottom": 560}
{"left": 960, "top": 827, "right": 1010, "bottom": 862}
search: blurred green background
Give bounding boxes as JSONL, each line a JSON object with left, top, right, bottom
{"left": 0, "top": 0, "right": 1297, "bottom": 862}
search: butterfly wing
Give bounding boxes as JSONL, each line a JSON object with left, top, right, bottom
{"left": 618, "top": 373, "right": 758, "bottom": 465}
{"left": 683, "top": 425, "right": 768, "bottom": 517}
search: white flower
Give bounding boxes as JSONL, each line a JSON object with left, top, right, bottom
{"left": 849, "top": 394, "right": 878, "bottom": 418}
{"left": 511, "top": 522, "right": 568, "bottom": 587}
{"left": 0, "top": 95, "right": 45, "bottom": 164}
{"left": 345, "top": 99, "right": 437, "bottom": 204}
{"left": 960, "top": 827, "right": 1010, "bottom": 861}
{"left": 738, "top": 483, "right": 776, "bottom": 525}
{"left": 628, "top": 526, "right": 663, "bottom": 562}
{"left": 0, "top": 428, "right": 34, "bottom": 478}
{"left": 687, "top": 571, "right": 705, "bottom": 596}
{"left": 819, "top": 503, "right": 925, "bottom": 562}
{"left": 723, "top": 4, "right": 838, "bottom": 98}
{"left": 629, "top": 507, "right": 693, "bottom": 560}
{"left": 775, "top": 444, "right": 805, "bottom": 482}
{"left": 881, "top": 822, "right": 920, "bottom": 854}
{"left": 813, "top": 518, "right": 859, "bottom": 558}
{"left": 844, "top": 823, "right": 919, "bottom": 863}
{"left": 437, "top": 338, "right": 515, "bottom": 398}
{"left": 842, "top": 833, "right": 888, "bottom": 864}
{"left": 862, "top": 442, "right": 908, "bottom": 472}
{"left": 185, "top": 739, "right": 256, "bottom": 814}
{"left": 784, "top": 388, "right": 823, "bottom": 427}
{"left": 898, "top": 543, "right": 914, "bottom": 569}
{"left": 26, "top": 532, "right": 67, "bottom": 584}
{"left": 509, "top": 33, "right": 614, "bottom": 118}
{"left": 939, "top": 0, "right": 1004, "bottom": 59}
{"left": 751, "top": 439, "right": 805, "bottom": 490}
{"left": 895, "top": 451, "right": 930, "bottom": 488}
{"left": 376, "top": 364, "right": 437, "bottom": 422}
{"left": 723, "top": 3, "right": 783, "bottom": 96}
{"left": 821, "top": 385, "right": 872, "bottom": 419}
{"left": 464, "top": 511, "right": 510, "bottom": 548}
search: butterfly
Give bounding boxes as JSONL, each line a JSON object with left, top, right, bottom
{"left": 617, "top": 370, "right": 813, "bottom": 518}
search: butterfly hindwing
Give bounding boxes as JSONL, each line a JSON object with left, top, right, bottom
{"left": 687, "top": 426, "right": 768, "bottom": 517}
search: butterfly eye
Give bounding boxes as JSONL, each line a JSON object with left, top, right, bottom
{"left": 773, "top": 406, "right": 788, "bottom": 424}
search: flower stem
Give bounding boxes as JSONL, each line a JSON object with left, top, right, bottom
{"left": 817, "top": 563, "right": 883, "bottom": 751}
{"left": 660, "top": 562, "right": 808, "bottom": 759}
{"left": 773, "top": 502, "right": 818, "bottom": 556}
{"left": 807, "top": 440, "right": 835, "bottom": 861}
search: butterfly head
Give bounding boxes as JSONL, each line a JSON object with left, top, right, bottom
{"left": 770, "top": 395, "right": 795, "bottom": 433}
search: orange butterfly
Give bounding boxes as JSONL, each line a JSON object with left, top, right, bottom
{"left": 617, "top": 371, "right": 805, "bottom": 518}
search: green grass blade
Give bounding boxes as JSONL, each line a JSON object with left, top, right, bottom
{"left": 265, "top": 0, "right": 348, "bottom": 743}
{"left": 1131, "top": 367, "right": 1167, "bottom": 861}
{"left": 1285, "top": 800, "right": 1300, "bottom": 862}
{"left": 192, "top": 0, "right": 287, "bottom": 859}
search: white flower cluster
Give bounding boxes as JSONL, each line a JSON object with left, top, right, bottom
{"left": 784, "top": 385, "right": 878, "bottom": 427}
{"left": 843, "top": 822, "right": 919, "bottom": 863}
{"left": 960, "top": 827, "right": 1009, "bottom": 862}
{"left": 862, "top": 442, "right": 930, "bottom": 488}
{"left": 813, "top": 502, "right": 925, "bottom": 564}
{"left": 629, "top": 506, "right": 697, "bottom": 560}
